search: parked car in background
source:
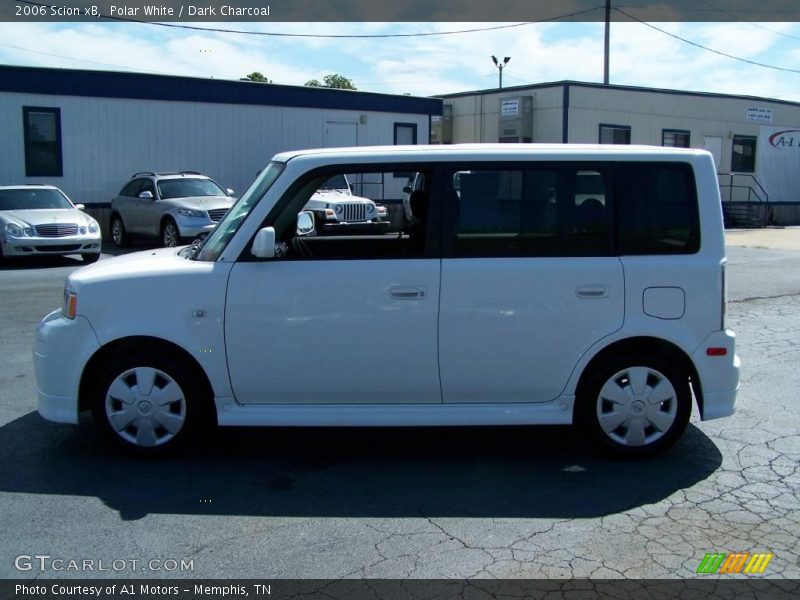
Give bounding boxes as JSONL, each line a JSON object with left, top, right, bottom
{"left": 303, "top": 174, "right": 389, "bottom": 234}
{"left": 110, "top": 171, "right": 235, "bottom": 248}
{"left": 0, "top": 185, "right": 101, "bottom": 262}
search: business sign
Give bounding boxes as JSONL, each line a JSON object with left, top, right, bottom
{"left": 501, "top": 99, "right": 519, "bottom": 117}
{"left": 746, "top": 107, "right": 773, "bottom": 123}
{"left": 756, "top": 126, "right": 800, "bottom": 202}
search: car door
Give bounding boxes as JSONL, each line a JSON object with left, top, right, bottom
{"left": 116, "top": 179, "right": 143, "bottom": 232}
{"left": 134, "top": 179, "right": 159, "bottom": 236}
{"left": 224, "top": 167, "right": 443, "bottom": 406}
{"left": 438, "top": 163, "right": 624, "bottom": 404}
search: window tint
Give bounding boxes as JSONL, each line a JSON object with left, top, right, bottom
{"left": 663, "top": 129, "right": 691, "bottom": 148}
{"left": 447, "top": 165, "right": 611, "bottom": 257}
{"left": 120, "top": 179, "right": 146, "bottom": 197}
{"left": 616, "top": 163, "right": 700, "bottom": 254}
{"left": 157, "top": 178, "right": 225, "bottom": 199}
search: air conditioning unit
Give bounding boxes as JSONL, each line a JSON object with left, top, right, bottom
{"left": 431, "top": 104, "right": 453, "bottom": 144}
{"left": 498, "top": 96, "right": 533, "bottom": 143}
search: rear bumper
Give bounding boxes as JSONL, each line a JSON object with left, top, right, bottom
{"left": 693, "top": 329, "right": 740, "bottom": 421}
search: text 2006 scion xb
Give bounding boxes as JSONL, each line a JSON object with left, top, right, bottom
{"left": 34, "top": 144, "right": 740, "bottom": 457}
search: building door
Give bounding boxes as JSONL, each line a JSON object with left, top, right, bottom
{"left": 324, "top": 121, "right": 358, "bottom": 148}
{"left": 703, "top": 136, "right": 723, "bottom": 171}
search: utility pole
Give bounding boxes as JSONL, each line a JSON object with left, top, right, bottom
{"left": 604, "top": 0, "right": 610, "bottom": 85}
{"left": 491, "top": 55, "right": 510, "bottom": 89}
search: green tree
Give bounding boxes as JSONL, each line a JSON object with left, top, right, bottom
{"left": 242, "top": 71, "right": 272, "bottom": 83}
{"left": 304, "top": 74, "right": 357, "bottom": 90}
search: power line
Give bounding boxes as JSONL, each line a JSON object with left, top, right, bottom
{"left": 614, "top": 8, "right": 800, "bottom": 75}
{"left": 695, "top": 0, "right": 800, "bottom": 42}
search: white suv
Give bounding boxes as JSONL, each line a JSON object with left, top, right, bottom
{"left": 110, "top": 171, "right": 235, "bottom": 248}
{"left": 35, "top": 144, "right": 739, "bottom": 457}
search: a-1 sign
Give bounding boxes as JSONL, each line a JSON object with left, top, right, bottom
{"left": 756, "top": 126, "right": 800, "bottom": 202}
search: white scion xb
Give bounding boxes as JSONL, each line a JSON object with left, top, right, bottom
{"left": 34, "top": 144, "right": 739, "bottom": 457}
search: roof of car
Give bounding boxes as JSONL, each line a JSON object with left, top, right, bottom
{"left": 272, "top": 143, "right": 710, "bottom": 163}
{"left": 131, "top": 171, "right": 209, "bottom": 179}
{"left": 0, "top": 184, "right": 61, "bottom": 190}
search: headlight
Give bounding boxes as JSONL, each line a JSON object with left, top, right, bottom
{"left": 334, "top": 205, "right": 343, "bottom": 214}
{"left": 177, "top": 209, "right": 206, "bottom": 218}
{"left": 366, "top": 204, "right": 375, "bottom": 213}
{"left": 79, "top": 226, "right": 87, "bottom": 234}
{"left": 5, "top": 223, "right": 32, "bottom": 238}
{"left": 63, "top": 289, "right": 78, "bottom": 320}
{"left": 87, "top": 221, "right": 99, "bottom": 234}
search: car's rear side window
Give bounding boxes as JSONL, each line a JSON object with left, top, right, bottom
{"left": 615, "top": 162, "right": 700, "bottom": 254}
{"left": 444, "top": 163, "right": 613, "bottom": 257}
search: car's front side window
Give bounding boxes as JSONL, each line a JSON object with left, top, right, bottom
{"left": 194, "top": 161, "right": 285, "bottom": 262}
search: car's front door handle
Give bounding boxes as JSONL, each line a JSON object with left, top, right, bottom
{"left": 576, "top": 285, "right": 609, "bottom": 298}
{"left": 389, "top": 286, "right": 427, "bottom": 300}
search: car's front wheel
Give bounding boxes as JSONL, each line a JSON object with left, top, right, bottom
{"left": 91, "top": 349, "right": 211, "bottom": 456}
{"left": 110, "top": 215, "right": 129, "bottom": 247}
{"left": 578, "top": 353, "right": 691, "bottom": 457}
{"left": 161, "top": 218, "right": 181, "bottom": 247}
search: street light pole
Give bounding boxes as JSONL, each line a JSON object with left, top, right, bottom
{"left": 491, "top": 55, "right": 511, "bottom": 89}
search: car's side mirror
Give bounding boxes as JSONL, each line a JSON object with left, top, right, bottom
{"left": 226, "top": 188, "right": 235, "bottom": 196}
{"left": 251, "top": 227, "right": 276, "bottom": 258}
{"left": 74, "top": 203, "right": 86, "bottom": 211}
{"left": 139, "top": 191, "right": 154, "bottom": 199}
{"left": 296, "top": 211, "right": 315, "bottom": 236}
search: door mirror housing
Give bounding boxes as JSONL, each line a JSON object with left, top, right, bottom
{"left": 251, "top": 227, "right": 276, "bottom": 258}
{"left": 296, "top": 211, "right": 315, "bottom": 236}
{"left": 226, "top": 188, "right": 235, "bottom": 196}
{"left": 74, "top": 203, "right": 86, "bottom": 211}
{"left": 139, "top": 191, "right": 154, "bottom": 199}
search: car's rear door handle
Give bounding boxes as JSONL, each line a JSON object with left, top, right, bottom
{"left": 389, "top": 286, "right": 427, "bottom": 300}
{"left": 576, "top": 285, "right": 609, "bottom": 298}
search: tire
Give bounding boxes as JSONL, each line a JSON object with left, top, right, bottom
{"left": 577, "top": 353, "right": 691, "bottom": 457}
{"left": 90, "top": 349, "right": 212, "bottom": 456}
{"left": 110, "top": 215, "right": 129, "bottom": 248}
{"left": 161, "top": 218, "right": 181, "bottom": 248}
{"left": 82, "top": 253, "right": 100, "bottom": 263}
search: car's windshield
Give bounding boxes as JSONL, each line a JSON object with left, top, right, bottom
{"left": 0, "top": 189, "right": 72, "bottom": 211}
{"left": 194, "top": 161, "right": 285, "bottom": 262}
{"left": 157, "top": 178, "right": 226, "bottom": 199}
{"left": 317, "top": 174, "right": 349, "bottom": 191}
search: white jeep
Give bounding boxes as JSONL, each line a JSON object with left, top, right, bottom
{"left": 302, "top": 175, "right": 389, "bottom": 235}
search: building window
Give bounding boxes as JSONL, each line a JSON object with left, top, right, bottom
{"left": 662, "top": 129, "right": 690, "bottom": 148}
{"left": 599, "top": 124, "right": 631, "bottom": 145}
{"left": 23, "top": 107, "right": 63, "bottom": 177}
{"left": 731, "top": 135, "right": 756, "bottom": 172}
{"left": 394, "top": 123, "right": 417, "bottom": 145}
{"left": 393, "top": 123, "right": 418, "bottom": 177}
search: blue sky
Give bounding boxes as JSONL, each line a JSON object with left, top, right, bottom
{"left": 0, "top": 20, "right": 798, "bottom": 101}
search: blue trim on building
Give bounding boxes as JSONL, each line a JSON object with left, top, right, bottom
{"left": 0, "top": 65, "right": 442, "bottom": 116}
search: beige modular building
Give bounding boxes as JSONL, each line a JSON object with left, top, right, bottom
{"left": 437, "top": 81, "right": 800, "bottom": 225}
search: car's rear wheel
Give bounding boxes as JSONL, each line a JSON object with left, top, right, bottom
{"left": 91, "top": 350, "right": 211, "bottom": 456}
{"left": 577, "top": 353, "right": 691, "bottom": 457}
{"left": 110, "top": 215, "right": 129, "bottom": 247}
{"left": 161, "top": 218, "right": 181, "bottom": 247}
{"left": 82, "top": 253, "right": 100, "bottom": 263}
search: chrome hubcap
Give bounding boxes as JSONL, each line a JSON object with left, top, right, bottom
{"left": 596, "top": 366, "right": 677, "bottom": 447}
{"left": 105, "top": 367, "right": 186, "bottom": 447}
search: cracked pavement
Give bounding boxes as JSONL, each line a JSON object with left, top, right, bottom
{"left": 0, "top": 243, "right": 798, "bottom": 580}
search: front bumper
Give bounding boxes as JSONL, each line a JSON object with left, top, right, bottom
{"left": 692, "top": 329, "right": 740, "bottom": 421}
{"left": 176, "top": 220, "right": 218, "bottom": 239}
{"left": 34, "top": 310, "right": 100, "bottom": 424}
{"left": 321, "top": 220, "right": 391, "bottom": 235}
{"left": 2, "top": 234, "right": 101, "bottom": 257}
